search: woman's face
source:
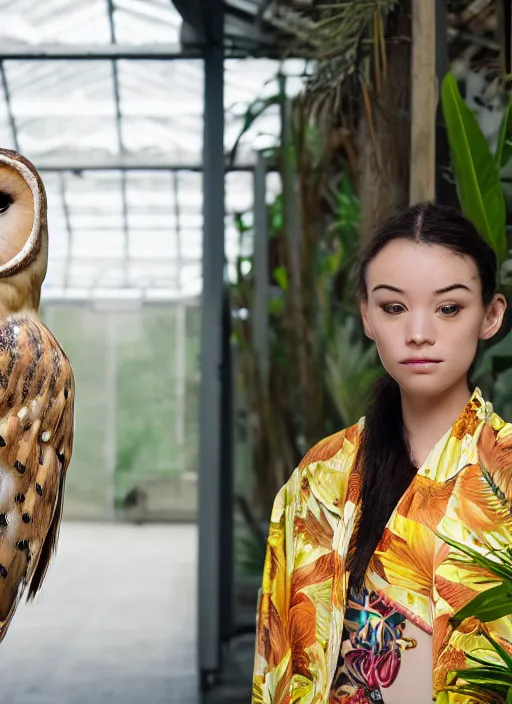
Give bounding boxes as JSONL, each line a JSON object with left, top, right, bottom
{"left": 360, "top": 239, "right": 506, "bottom": 397}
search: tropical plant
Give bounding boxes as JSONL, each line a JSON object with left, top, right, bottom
{"left": 440, "top": 71, "right": 512, "bottom": 408}
{"left": 229, "top": 74, "right": 384, "bottom": 536}
{"left": 269, "top": 0, "right": 401, "bottom": 97}
{"left": 269, "top": 0, "right": 412, "bottom": 245}
{"left": 441, "top": 72, "right": 510, "bottom": 267}
{"left": 325, "top": 315, "right": 382, "bottom": 426}
{"left": 435, "top": 534, "right": 512, "bottom": 703}
{"left": 439, "top": 71, "right": 512, "bottom": 702}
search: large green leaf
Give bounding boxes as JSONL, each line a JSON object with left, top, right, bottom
{"left": 441, "top": 73, "right": 508, "bottom": 264}
{"left": 481, "top": 630, "right": 512, "bottom": 672}
{"left": 451, "top": 581, "right": 512, "bottom": 626}
{"left": 495, "top": 100, "right": 512, "bottom": 170}
{"left": 449, "top": 666, "right": 512, "bottom": 688}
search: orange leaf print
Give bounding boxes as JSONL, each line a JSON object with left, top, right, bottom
{"left": 434, "top": 642, "right": 467, "bottom": 694}
{"left": 299, "top": 429, "right": 347, "bottom": 469}
{"left": 346, "top": 464, "right": 363, "bottom": 504}
{"left": 478, "top": 422, "right": 512, "bottom": 504}
{"left": 397, "top": 474, "right": 455, "bottom": 531}
{"left": 373, "top": 524, "right": 434, "bottom": 596}
{"left": 291, "top": 552, "right": 335, "bottom": 594}
{"left": 454, "top": 462, "right": 509, "bottom": 533}
{"left": 434, "top": 574, "right": 487, "bottom": 614}
{"left": 258, "top": 595, "right": 289, "bottom": 668}
{"left": 432, "top": 613, "right": 452, "bottom": 664}
{"left": 450, "top": 403, "right": 479, "bottom": 440}
{"left": 295, "top": 509, "right": 333, "bottom": 550}
{"left": 288, "top": 592, "right": 317, "bottom": 677}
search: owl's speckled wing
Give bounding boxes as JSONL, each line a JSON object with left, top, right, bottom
{"left": 0, "top": 313, "right": 74, "bottom": 641}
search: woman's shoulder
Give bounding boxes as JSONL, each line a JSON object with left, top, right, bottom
{"left": 298, "top": 418, "right": 363, "bottom": 471}
{"left": 273, "top": 419, "right": 364, "bottom": 516}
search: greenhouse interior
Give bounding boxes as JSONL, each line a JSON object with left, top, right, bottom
{"left": 0, "top": 0, "right": 511, "bottom": 702}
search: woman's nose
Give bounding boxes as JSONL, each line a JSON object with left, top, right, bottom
{"left": 406, "top": 313, "right": 435, "bottom": 345}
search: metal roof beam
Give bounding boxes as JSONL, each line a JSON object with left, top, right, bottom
{"left": 0, "top": 62, "right": 19, "bottom": 152}
{"left": 106, "top": 0, "right": 130, "bottom": 288}
{"left": 172, "top": 171, "right": 183, "bottom": 290}
{"left": 33, "top": 154, "right": 259, "bottom": 172}
{"left": 49, "top": 256, "right": 203, "bottom": 265}
{"left": 59, "top": 174, "right": 74, "bottom": 290}
{"left": 0, "top": 44, "right": 202, "bottom": 60}
{"left": 0, "top": 42, "right": 288, "bottom": 60}
{"left": 172, "top": 0, "right": 207, "bottom": 43}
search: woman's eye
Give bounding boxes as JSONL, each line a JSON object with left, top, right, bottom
{"left": 0, "top": 192, "right": 13, "bottom": 214}
{"left": 382, "top": 303, "right": 404, "bottom": 315}
{"left": 439, "top": 304, "right": 460, "bottom": 316}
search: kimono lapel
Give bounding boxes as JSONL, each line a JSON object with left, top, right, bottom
{"left": 416, "top": 387, "right": 493, "bottom": 483}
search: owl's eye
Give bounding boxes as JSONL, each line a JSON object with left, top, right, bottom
{"left": 0, "top": 192, "right": 13, "bottom": 214}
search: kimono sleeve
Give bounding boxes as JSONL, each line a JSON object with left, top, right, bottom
{"left": 252, "top": 470, "right": 298, "bottom": 704}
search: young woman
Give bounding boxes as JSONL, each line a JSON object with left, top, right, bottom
{"left": 252, "top": 202, "right": 512, "bottom": 704}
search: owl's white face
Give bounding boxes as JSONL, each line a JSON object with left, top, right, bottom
{"left": 0, "top": 165, "right": 34, "bottom": 267}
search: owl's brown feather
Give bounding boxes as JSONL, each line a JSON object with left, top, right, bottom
{"left": 0, "top": 314, "right": 74, "bottom": 642}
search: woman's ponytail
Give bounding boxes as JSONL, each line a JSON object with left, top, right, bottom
{"left": 348, "top": 373, "right": 416, "bottom": 591}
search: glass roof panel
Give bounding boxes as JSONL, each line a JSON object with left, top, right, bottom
{"left": 0, "top": 72, "right": 13, "bottom": 147}
{"left": 118, "top": 60, "right": 203, "bottom": 162}
{"left": 4, "top": 60, "right": 117, "bottom": 162}
{"left": 0, "top": 0, "right": 111, "bottom": 45}
{"left": 0, "top": 0, "right": 179, "bottom": 46}
{"left": 114, "top": 0, "right": 182, "bottom": 44}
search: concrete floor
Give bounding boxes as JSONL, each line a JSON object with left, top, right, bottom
{"left": 0, "top": 522, "right": 198, "bottom": 704}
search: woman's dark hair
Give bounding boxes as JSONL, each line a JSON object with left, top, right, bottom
{"left": 348, "top": 201, "right": 499, "bottom": 590}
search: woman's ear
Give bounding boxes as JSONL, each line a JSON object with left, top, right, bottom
{"left": 360, "top": 300, "right": 375, "bottom": 341}
{"left": 480, "top": 293, "right": 507, "bottom": 341}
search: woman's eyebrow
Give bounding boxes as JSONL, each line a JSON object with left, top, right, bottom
{"left": 372, "top": 284, "right": 404, "bottom": 293}
{"left": 434, "top": 283, "right": 472, "bottom": 294}
{"left": 371, "top": 283, "right": 473, "bottom": 295}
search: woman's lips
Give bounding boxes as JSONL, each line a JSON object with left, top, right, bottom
{"left": 401, "top": 359, "right": 442, "bottom": 370}
{"left": 402, "top": 359, "right": 441, "bottom": 364}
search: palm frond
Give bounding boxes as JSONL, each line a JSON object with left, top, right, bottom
{"left": 268, "top": 0, "right": 402, "bottom": 99}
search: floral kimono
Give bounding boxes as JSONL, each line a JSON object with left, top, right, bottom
{"left": 252, "top": 388, "right": 512, "bottom": 704}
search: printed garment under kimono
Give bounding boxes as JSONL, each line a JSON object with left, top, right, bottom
{"left": 252, "top": 388, "right": 512, "bottom": 704}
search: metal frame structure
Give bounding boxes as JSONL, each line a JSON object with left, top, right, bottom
{"left": 0, "top": 0, "right": 292, "bottom": 300}
{"left": 179, "top": 1, "right": 290, "bottom": 686}
{"left": 0, "top": 0, "right": 291, "bottom": 688}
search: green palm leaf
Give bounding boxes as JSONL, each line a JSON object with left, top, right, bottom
{"left": 441, "top": 73, "right": 508, "bottom": 265}
{"left": 495, "top": 100, "right": 512, "bottom": 170}
{"left": 436, "top": 532, "right": 512, "bottom": 581}
{"left": 451, "top": 581, "right": 512, "bottom": 627}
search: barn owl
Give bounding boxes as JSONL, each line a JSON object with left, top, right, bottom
{"left": 0, "top": 148, "right": 74, "bottom": 642}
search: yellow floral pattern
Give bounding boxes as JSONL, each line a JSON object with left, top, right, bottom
{"left": 252, "top": 389, "right": 512, "bottom": 703}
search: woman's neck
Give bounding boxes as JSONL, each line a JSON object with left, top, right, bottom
{"left": 400, "top": 380, "right": 472, "bottom": 467}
